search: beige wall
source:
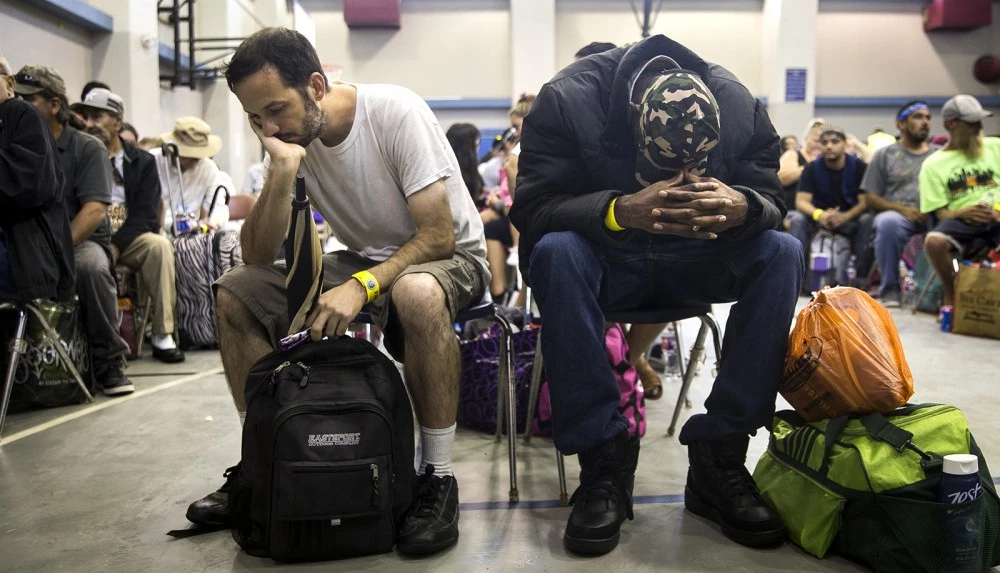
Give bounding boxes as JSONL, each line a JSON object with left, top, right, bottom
{"left": 0, "top": 0, "right": 95, "bottom": 102}
{"left": 816, "top": 3, "right": 1000, "bottom": 98}
{"left": 302, "top": 0, "right": 511, "bottom": 99}
{"left": 555, "top": 0, "right": 764, "bottom": 94}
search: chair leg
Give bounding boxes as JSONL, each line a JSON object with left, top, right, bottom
{"left": 523, "top": 328, "right": 543, "bottom": 443}
{"left": 25, "top": 306, "right": 93, "bottom": 403}
{"left": 667, "top": 319, "right": 710, "bottom": 438}
{"left": 672, "top": 321, "right": 691, "bottom": 407}
{"left": 911, "top": 271, "right": 939, "bottom": 315}
{"left": 490, "top": 311, "right": 519, "bottom": 503}
{"left": 556, "top": 450, "right": 569, "bottom": 506}
{"left": 136, "top": 295, "right": 151, "bottom": 357}
{"left": 0, "top": 309, "right": 28, "bottom": 442}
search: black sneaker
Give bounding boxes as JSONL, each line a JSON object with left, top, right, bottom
{"left": 98, "top": 362, "right": 134, "bottom": 396}
{"left": 563, "top": 430, "right": 639, "bottom": 555}
{"left": 684, "top": 436, "right": 786, "bottom": 547}
{"left": 186, "top": 464, "right": 239, "bottom": 526}
{"left": 396, "top": 465, "right": 460, "bottom": 555}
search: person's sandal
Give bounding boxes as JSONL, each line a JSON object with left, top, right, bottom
{"left": 635, "top": 354, "right": 663, "bottom": 400}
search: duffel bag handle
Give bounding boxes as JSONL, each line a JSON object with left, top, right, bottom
{"left": 819, "top": 409, "right": 940, "bottom": 482}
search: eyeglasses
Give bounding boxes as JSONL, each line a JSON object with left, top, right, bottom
{"left": 14, "top": 72, "right": 42, "bottom": 88}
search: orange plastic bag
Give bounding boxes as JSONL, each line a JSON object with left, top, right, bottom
{"left": 780, "top": 286, "right": 914, "bottom": 422}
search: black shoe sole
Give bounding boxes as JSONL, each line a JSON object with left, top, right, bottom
{"left": 564, "top": 531, "right": 621, "bottom": 555}
{"left": 185, "top": 506, "right": 231, "bottom": 527}
{"left": 684, "top": 487, "right": 785, "bottom": 548}
{"left": 396, "top": 531, "right": 459, "bottom": 556}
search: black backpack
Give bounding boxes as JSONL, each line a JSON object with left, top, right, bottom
{"left": 229, "top": 336, "right": 416, "bottom": 561}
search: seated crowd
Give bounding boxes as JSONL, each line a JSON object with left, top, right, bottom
{"left": 1, "top": 27, "right": 998, "bottom": 562}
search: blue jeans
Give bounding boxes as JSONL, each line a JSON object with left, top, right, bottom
{"left": 873, "top": 211, "right": 926, "bottom": 296}
{"left": 528, "top": 230, "right": 803, "bottom": 454}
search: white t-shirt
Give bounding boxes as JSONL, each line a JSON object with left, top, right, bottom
{"left": 150, "top": 148, "right": 234, "bottom": 230}
{"left": 290, "top": 83, "right": 487, "bottom": 272}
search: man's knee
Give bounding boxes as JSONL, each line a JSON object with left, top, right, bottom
{"left": 764, "top": 230, "right": 803, "bottom": 264}
{"left": 144, "top": 233, "right": 173, "bottom": 259}
{"left": 74, "top": 242, "right": 110, "bottom": 280}
{"left": 391, "top": 273, "right": 447, "bottom": 325}
{"left": 216, "top": 286, "right": 254, "bottom": 328}
{"left": 924, "top": 234, "right": 956, "bottom": 256}
{"left": 874, "top": 211, "right": 904, "bottom": 235}
{"left": 529, "top": 232, "right": 596, "bottom": 279}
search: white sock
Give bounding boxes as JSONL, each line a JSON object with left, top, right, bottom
{"left": 152, "top": 334, "right": 177, "bottom": 350}
{"left": 419, "top": 424, "right": 456, "bottom": 476}
{"left": 239, "top": 411, "right": 245, "bottom": 427}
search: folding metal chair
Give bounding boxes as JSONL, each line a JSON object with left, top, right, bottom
{"left": 116, "top": 267, "right": 152, "bottom": 358}
{"left": 0, "top": 301, "right": 95, "bottom": 441}
{"left": 524, "top": 305, "right": 722, "bottom": 505}
{"left": 353, "top": 300, "right": 521, "bottom": 502}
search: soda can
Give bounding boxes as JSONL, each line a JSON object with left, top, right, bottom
{"left": 940, "top": 306, "right": 953, "bottom": 332}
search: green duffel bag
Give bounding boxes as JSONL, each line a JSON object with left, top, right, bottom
{"left": 753, "top": 404, "right": 1000, "bottom": 572}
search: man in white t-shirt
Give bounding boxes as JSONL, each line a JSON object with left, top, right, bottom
{"left": 152, "top": 117, "right": 234, "bottom": 232}
{"left": 185, "top": 28, "right": 488, "bottom": 556}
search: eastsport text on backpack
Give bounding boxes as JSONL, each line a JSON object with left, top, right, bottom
{"left": 229, "top": 337, "right": 416, "bottom": 562}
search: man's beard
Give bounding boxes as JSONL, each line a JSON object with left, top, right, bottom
{"left": 903, "top": 126, "right": 928, "bottom": 145}
{"left": 296, "top": 97, "right": 325, "bottom": 147}
{"left": 86, "top": 126, "right": 112, "bottom": 147}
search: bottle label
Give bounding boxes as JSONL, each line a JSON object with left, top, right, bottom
{"left": 945, "top": 482, "right": 984, "bottom": 504}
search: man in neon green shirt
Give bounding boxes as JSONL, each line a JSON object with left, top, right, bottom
{"left": 919, "top": 94, "right": 999, "bottom": 307}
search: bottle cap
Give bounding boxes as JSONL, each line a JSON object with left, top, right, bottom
{"left": 943, "top": 454, "right": 979, "bottom": 476}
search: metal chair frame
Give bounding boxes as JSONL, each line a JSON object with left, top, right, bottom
{"left": 116, "top": 267, "right": 152, "bottom": 358}
{"left": 353, "top": 300, "right": 520, "bottom": 502}
{"left": 524, "top": 306, "right": 722, "bottom": 506}
{"left": 0, "top": 301, "right": 95, "bottom": 441}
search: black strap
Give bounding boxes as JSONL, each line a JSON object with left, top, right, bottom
{"left": 166, "top": 524, "right": 228, "bottom": 538}
{"left": 820, "top": 415, "right": 851, "bottom": 476}
{"left": 858, "top": 411, "right": 914, "bottom": 452}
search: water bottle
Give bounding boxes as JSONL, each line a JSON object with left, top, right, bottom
{"left": 660, "top": 324, "right": 679, "bottom": 378}
{"left": 846, "top": 255, "right": 858, "bottom": 287}
{"left": 901, "top": 264, "right": 918, "bottom": 310}
{"left": 939, "top": 454, "right": 983, "bottom": 572}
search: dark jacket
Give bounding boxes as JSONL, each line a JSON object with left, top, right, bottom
{"left": 510, "top": 35, "right": 784, "bottom": 281}
{"left": 0, "top": 98, "right": 75, "bottom": 301}
{"left": 113, "top": 140, "right": 162, "bottom": 253}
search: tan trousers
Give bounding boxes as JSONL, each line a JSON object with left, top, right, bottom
{"left": 118, "top": 232, "right": 176, "bottom": 336}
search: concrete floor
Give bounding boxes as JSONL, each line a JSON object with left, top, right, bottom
{"left": 1, "top": 297, "right": 998, "bottom": 572}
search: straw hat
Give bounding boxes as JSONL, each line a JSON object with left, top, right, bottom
{"left": 161, "top": 117, "right": 222, "bottom": 159}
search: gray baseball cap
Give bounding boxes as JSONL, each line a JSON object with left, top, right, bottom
{"left": 942, "top": 95, "right": 992, "bottom": 123}
{"left": 80, "top": 87, "right": 125, "bottom": 115}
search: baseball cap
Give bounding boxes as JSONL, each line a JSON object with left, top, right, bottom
{"left": 13, "top": 64, "right": 66, "bottom": 98}
{"left": 81, "top": 88, "right": 125, "bottom": 115}
{"left": 161, "top": 117, "right": 222, "bottom": 159}
{"left": 630, "top": 56, "right": 721, "bottom": 182}
{"left": 942, "top": 95, "right": 993, "bottom": 123}
{"left": 79, "top": 88, "right": 125, "bottom": 115}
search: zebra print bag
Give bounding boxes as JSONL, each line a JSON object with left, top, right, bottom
{"left": 173, "top": 229, "right": 242, "bottom": 348}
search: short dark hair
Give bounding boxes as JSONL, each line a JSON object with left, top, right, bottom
{"left": 895, "top": 99, "right": 929, "bottom": 122}
{"left": 225, "top": 27, "right": 328, "bottom": 93}
{"left": 81, "top": 81, "right": 109, "bottom": 102}
{"left": 575, "top": 42, "right": 617, "bottom": 59}
{"left": 122, "top": 122, "right": 138, "bottom": 140}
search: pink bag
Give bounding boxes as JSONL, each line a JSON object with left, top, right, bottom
{"left": 532, "top": 324, "right": 647, "bottom": 438}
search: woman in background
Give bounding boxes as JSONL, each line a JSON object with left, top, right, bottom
{"left": 446, "top": 123, "right": 486, "bottom": 210}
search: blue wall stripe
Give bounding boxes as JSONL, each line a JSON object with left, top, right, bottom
{"left": 460, "top": 478, "right": 1000, "bottom": 512}
{"left": 817, "top": 96, "right": 1000, "bottom": 108}
{"left": 426, "top": 98, "right": 513, "bottom": 110}
{"left": 427, "top": 96, "right": 1000, "bottom": 112}
{"left": 18, "top": 0, "right": 113, "bottom": 33}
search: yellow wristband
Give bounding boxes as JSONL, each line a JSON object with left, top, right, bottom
{"left": 352, "top": 271, "right": 380, "bottom": 304}
{"left": 604, "top": 198, "right": 625, "bottom": 232}
{"left": 812, "top": 209, "right": 824, "bottom": 222}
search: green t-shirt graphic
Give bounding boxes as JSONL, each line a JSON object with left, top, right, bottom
{"left": 919, "top": 137, "right": 1000, "bottom": 214}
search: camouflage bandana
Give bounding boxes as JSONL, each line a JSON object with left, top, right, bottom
{"left": 633, "top": 71, "right": 721, "bottom": 187}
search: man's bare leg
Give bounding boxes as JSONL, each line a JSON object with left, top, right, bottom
{"left": 627, "top": 322, "right": 667, "bottom": 399}
{"left": 924, "top": 235, "right": 957, "bottom": 307}
{"left": 186, "top": 286, "right": 273, "bottom": 527}
{"left": 390, "top": 273, "right": 460, "bottom": 430}
{"left": 216, "top": 286, "right": 274, "bottom": 413}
